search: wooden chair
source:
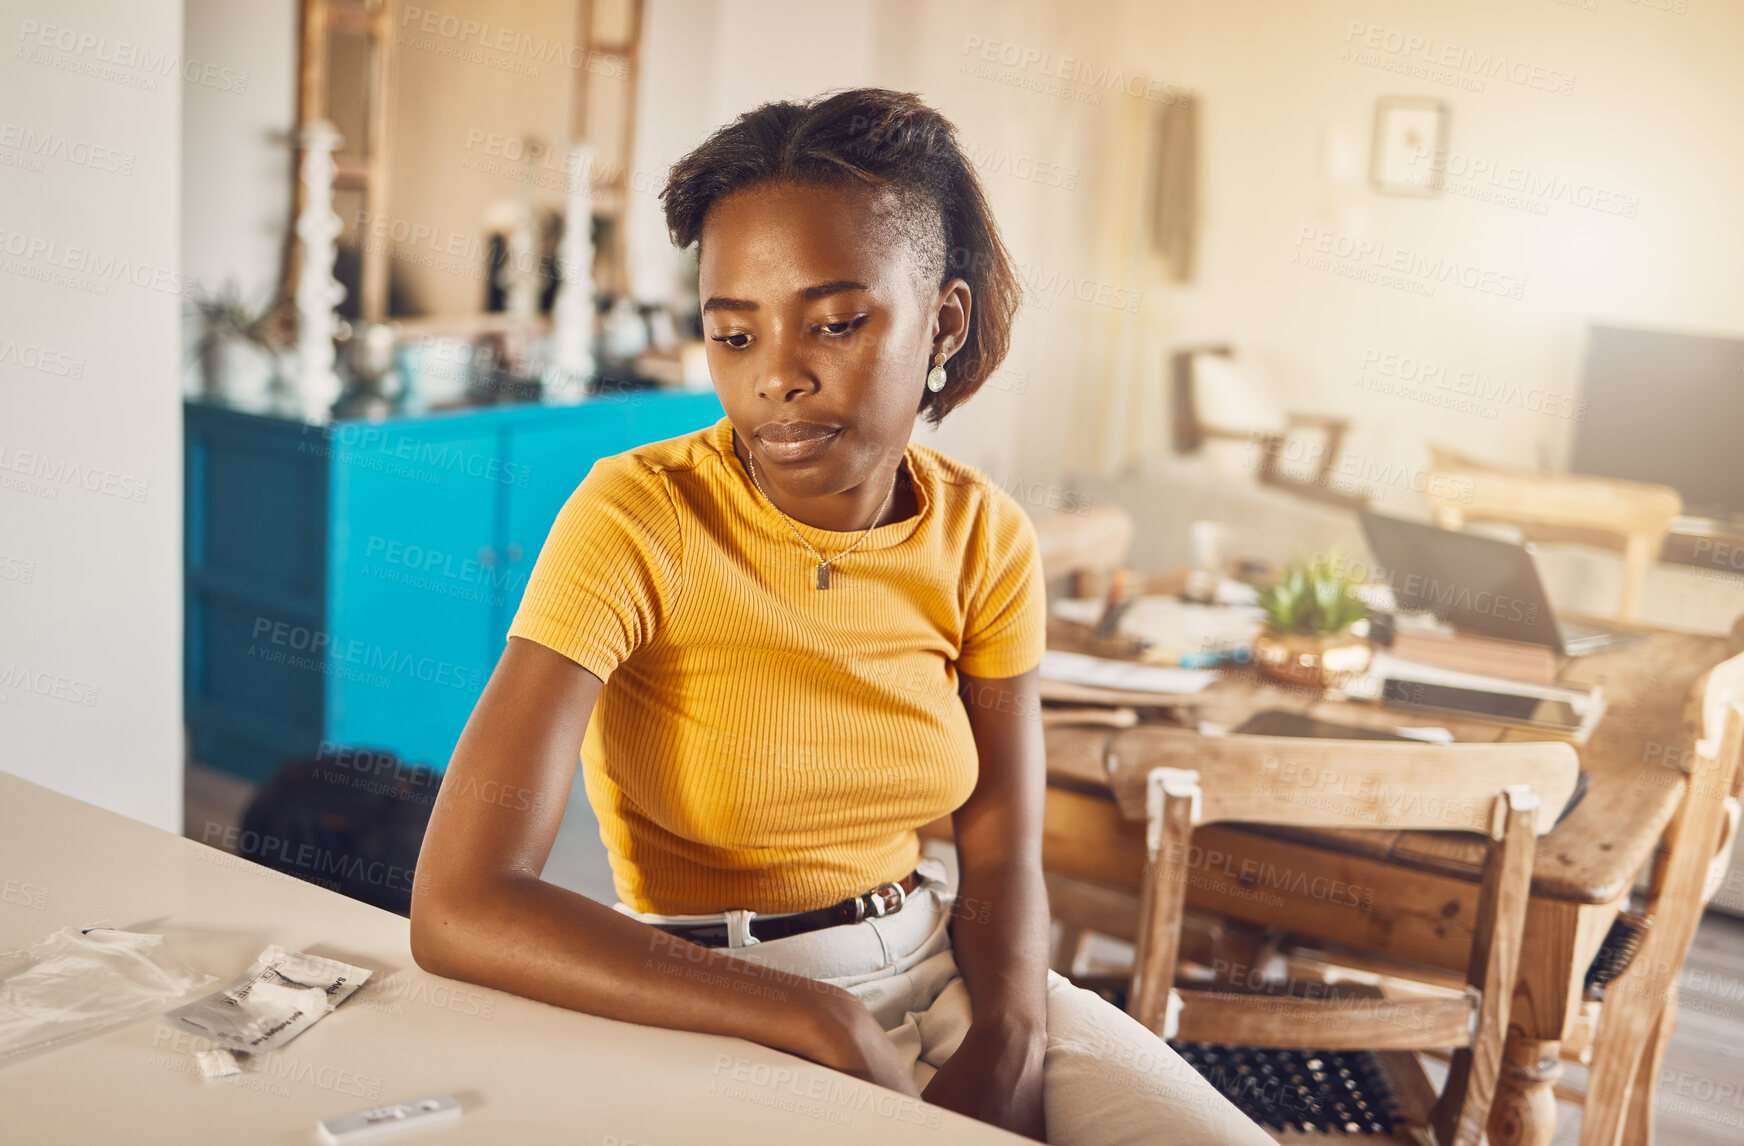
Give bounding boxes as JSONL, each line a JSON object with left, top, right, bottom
{"left": 1031, "top": 502, "right": 1133, "bottom": 603}
{"left": 1420, "top": 443, "right": 1682, "bottom": 622}
{"left": 1560, "top": 634, "right": 1744, "bottom": 1146}
{"left": 1095, "top": 727, "right": 1580, "bottom": 1144}
{"left": 1172, "top": 345, "right": 1365, "bottom": 510}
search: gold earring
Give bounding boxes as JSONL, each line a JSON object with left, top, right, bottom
{"left": 926, "top": 351, "right": 948, "bottom": 393}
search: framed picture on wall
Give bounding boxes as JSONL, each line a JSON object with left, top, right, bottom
{"left": 1370, "top": 97, "right": 1448, "bottom": 196}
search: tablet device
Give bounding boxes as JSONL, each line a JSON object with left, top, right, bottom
{"left": 1379, "top": 678, "right": 1586, "bottom": 735}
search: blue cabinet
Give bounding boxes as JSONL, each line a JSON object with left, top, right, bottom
{"left": 185, "top": 390, "right": 723, "bottom": 782}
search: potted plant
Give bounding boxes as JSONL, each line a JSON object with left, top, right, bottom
{"left": 192, "top": 280, "right": 292, "bottom": 406}
{"left": 1252, "top": 551, "right": 1372, "bottom": 690}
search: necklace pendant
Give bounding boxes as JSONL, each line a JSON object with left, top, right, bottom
{"left": 816, "top": 562, "right": 830, "bottom": 590}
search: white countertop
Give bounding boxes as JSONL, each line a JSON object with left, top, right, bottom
{"left": 0, "top": 769, "right": 1023, "bottom": 1145}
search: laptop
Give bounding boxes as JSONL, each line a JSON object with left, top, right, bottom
{"left": 1357, "top": 511, "right": 1640, "bottom": 657}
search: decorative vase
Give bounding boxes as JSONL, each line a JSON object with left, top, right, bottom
{"left": 1252, "top": 629, "right": 1372, "bottom": 691}
{"left": 202, "top": 338, "right": 278, "bottom": 407}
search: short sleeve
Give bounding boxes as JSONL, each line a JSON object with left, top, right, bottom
{"left": 957, "top": 485, "right": 1047, "bottom": 678}
{"left": 506, "top": 455, "right": 683, "bottom": 681}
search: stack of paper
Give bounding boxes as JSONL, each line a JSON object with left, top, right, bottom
{"left": 1051, "top": 594, "right": 1264, "bottom": 657}
{"left": 1038, "top": 650, "right": 1217, "bottom": 695}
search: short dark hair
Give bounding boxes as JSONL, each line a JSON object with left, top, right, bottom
{"left": 660, "top": 88, "right": 1020, "bottom": 427}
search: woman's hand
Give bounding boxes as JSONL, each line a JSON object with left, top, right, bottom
{"left": 803, "top": 989, "right": 923, "bottom": 1097}
{"left": 923, "top": 1015, "right": 1048, "bottom": 1140}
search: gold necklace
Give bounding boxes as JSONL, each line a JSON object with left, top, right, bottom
{"left": 742, "top": 438, "right": 899, "bottom": 590}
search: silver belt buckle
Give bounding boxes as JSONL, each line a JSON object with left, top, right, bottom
{"left": 864, "top": 880, "right": 907, "bottom": 919}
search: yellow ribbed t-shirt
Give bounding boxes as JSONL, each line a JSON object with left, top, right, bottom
{"left": 506, "top": 414, "right": 1046, "bottom": 915}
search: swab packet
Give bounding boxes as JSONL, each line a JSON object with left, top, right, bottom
{"left": 161, "top": 945, "right": 372, "bottom": 1054}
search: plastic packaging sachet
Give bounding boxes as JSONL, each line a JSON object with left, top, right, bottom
{"left": 0, "top": 925, "right": 217, "bottom": 1065}
{"left": 160, "top": 944, "right": 373, "bottom": 1054}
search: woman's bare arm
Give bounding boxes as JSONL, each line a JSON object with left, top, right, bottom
{"left": 917, "top": 665, "right": 1051, "bottom": 1139}
{"left": 947, "top": 666, "right": 1052, "bottom": 1026}
{"left": 408, "top": 636, "right": 917, "bottom": 1092}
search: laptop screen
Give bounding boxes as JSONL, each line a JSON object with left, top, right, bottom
{"left": 1357, "top": 512, "right": 1564, "bottom": 650}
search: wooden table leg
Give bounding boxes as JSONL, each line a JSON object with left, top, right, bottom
{"left": 1489, "top": 1035, "right": 1563, "bottom": 1146}
{"left": 1209, "top": 917, "right": 1275, "bottom": 986}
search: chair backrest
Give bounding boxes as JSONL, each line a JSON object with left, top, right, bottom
{"left": 1104, "top": 727, "right": 1579, "bottom": 835}
{"left": 1681, "top": 643, "right": 1744, "bottom": 905}
{"left": 1424, "top": 444, "right": 1683, "bottom": 539}
{"left": 1420, "top": 442, "right": 1682, "bottom": 621}
{"left": 1169, "top": 346, "right": 1363, "bottom": 504}
{"left": 1108, "top": 727, "right": 1574, "bottom": 1146}
{"left": 1688, "top": 640, "right": 1744, "bottom": 774}
{"left": 1170, "top": 344, "right": 1242, "bottom": 454}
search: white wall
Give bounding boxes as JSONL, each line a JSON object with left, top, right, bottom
{"left": 1072, "top": 0, "right": 1744, "bottom": 493}
{"left": 0, "top": 0, "right": 186, "bottom": 830}
{"left": 622, "top": 0, "right": 717, "bottom": 307}
{"left": 180, "top": 0, "right": 296, "bottom": 339}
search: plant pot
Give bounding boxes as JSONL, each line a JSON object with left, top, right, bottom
{"left": 201, "top": 338, "right": 278, "bottom": 407}
{"left": 1252, "top": 629, "right": 1372, "bottom": 691}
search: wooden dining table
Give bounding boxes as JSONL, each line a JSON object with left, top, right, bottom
{"left": 1036, "top": 609, "right": 1739, "bottom": 1146}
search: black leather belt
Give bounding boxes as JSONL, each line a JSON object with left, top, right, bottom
{"left": 653, "top": 871, "right": 923, "bottom": 948}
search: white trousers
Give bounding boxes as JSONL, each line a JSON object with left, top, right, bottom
{"left": 619, "top": 860, "right": 1272, "bottom": 1146}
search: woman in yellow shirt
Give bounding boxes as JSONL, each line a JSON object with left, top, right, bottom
{"left": 410, "top": 87, "right": 1267, "bottom": 1146}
